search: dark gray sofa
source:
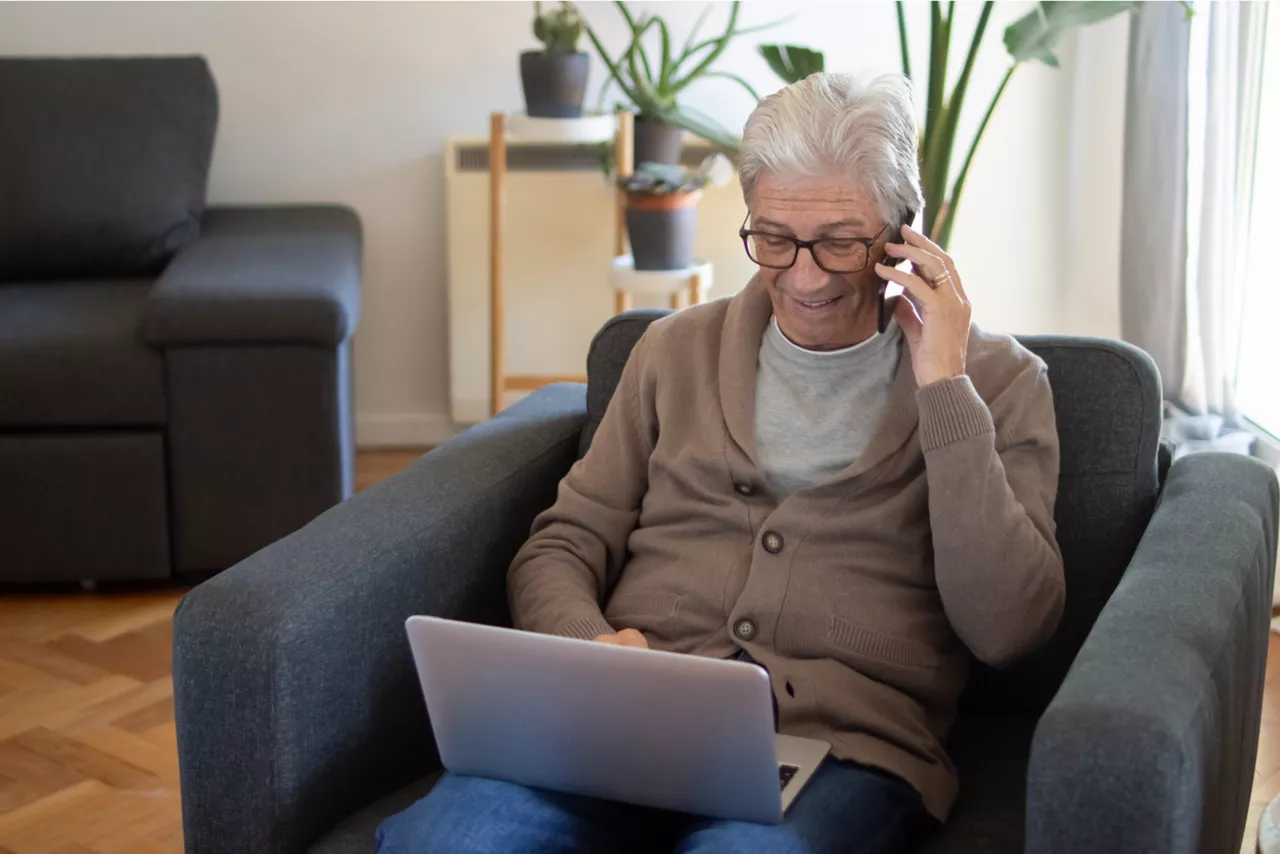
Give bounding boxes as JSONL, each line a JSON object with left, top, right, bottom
{"left": 0, "top": 56, "right": 360, "bottom": 582}
{"left": 173, "top": 310, "right": 1280, "bottom": 853}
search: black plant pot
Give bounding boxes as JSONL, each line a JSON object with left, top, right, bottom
{"left": 520, "top": 51, "right": 589, "bottom": 118}
{"left": 633, "top": 115, "right": 684, "bottom": 166}
{"left": 626, "top": 192, "right": 701, "bottom": 271}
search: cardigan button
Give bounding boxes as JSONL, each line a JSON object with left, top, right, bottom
{"left": 733, "top": 481, "right": 756, "bottom": 497}
{"left": 762, "top": 530, "right": 784, "bottom": 554}
{"left": 734, "top": 618, "right": 758, "bottom": 641}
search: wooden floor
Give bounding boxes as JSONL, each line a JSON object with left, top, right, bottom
{"left": 0, "top": 446, "right": 1273, "bottom": 853}
{"left": 0, "top": 449, "right": 425, "bottom": 854}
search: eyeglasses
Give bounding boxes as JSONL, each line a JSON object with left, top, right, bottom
{"left": 739, "top": 216, "right": 888, "bottom": 274}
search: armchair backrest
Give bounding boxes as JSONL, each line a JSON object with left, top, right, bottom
{"left": 583, "top": 312, "right": 1164, "bottom": 715}
{"left": 0, "top": 56, "right": 218, "bottom": 282}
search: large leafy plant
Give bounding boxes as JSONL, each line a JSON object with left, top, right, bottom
{"left": 901, "top": 1, "right": 1138, "bottom": 248}
{"left": 757, "top": 45, "right": 825, "bottom": 85}
{"left": 582, "top": 1, "right": 780, "bottom": 153}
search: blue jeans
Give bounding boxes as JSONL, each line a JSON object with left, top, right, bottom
{"left": 375, "top": 759, "right": 939, "bottom": 854}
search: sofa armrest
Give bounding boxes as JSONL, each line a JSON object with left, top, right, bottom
{"left": 173, "top": 384, "right": 587, "bottom": 854}
{"left": 1026, "top": 452, "right": 1279, "bottom": 854}
{"left": 142, "top": 205, "right": 361, "bottom": 347}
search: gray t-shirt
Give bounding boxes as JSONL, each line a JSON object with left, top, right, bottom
{"left": 755, "top": 315, "right": 903, "bottom": 499}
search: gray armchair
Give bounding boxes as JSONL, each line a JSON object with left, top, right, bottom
{"left": 0, "top": 56, "right": 359, "bottom": 581}
{"left": 173, "top": 311, "right": 1280, "bottom": 854}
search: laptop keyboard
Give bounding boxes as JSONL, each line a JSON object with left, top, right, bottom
{"left": 779, "top": 764, "right": 800, "bottom": 791}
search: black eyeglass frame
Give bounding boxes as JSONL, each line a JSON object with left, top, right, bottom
{"left": 738, "top": 216, "right": 890, "bottom": 274}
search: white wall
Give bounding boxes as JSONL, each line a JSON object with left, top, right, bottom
{"left": 0, "top": 1, "right": 1127, "bottom": 445}
{"left": 1063, "top": 13, "right": 1130, "bottom": 340}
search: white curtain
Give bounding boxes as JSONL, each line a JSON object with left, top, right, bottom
{"left": 1180, "top": 0, "right": 1268, "bottom": 419}
{"left": 1122, "top": 1, "right": 1269, "bottom": 459}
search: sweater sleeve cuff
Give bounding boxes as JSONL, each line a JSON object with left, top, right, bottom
{"left": 916, "top": 375, "right": 995, "bottom": 452}
{"left": 555, "top": 614, "right": 618, "bottom": 641}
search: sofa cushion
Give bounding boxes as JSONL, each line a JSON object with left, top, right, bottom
{"left": 917, "top": 712, "right": 1036, "bottom": 853}
{"left": 308, "top": 773, "right": 440, "bottom": 854}
{"left": 0, "top": 432, "right": 170, "bottom": 582}
{"left": 141, "top": 206, "right": 364, "bottom": 348}
{"left": 0, "top": 280, "right": 167, "bottom": 426}
{"left": 0, "top": 56, "right": 218, "bottom": 280}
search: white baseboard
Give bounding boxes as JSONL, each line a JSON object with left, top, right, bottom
{"left": 356, "top": 412, "right": 460, "bottom": 448}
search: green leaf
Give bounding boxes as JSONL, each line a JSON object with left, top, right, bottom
{"left": 679, "top": 16, "right": 792, "bottom": 64}
{"left": 583, "top": 19, "right": 635, "bottom": 104}
{"left": 657, "top": 17, "right": 673, "bottom": 89}
{"left": 1003, "top": 1, "right": 1138, "bottom": 66}
{"left": 680, "top": 4, "right": 714, "bottom": 61}
{"left": 921, "top": 1, "right": 950, "bottom": 238}
{"left": 927, "top": 0, "right": 992, "bottom": 232}
{"left": 758, "top": 44, "right": 825, "bottom": 85}
{"left": 618, "top": 3, "right": 655, "bottom": 91}
{"left": 895, "top": 1, "right": 912, "bottom": 79}
{"left": 670, "top": 0, "right": 742, "bottom": 94}
{"left": 625, "top": 19, "right": 666, "bottom": 109}
{"left": 659, "top": 105, "right": 743, "bottom": 155}
{"left": 939, "top": 64, "right": 1015, "bottom": 248}
{"left": 701, "top": 70, "right": 762, "bottom": 101}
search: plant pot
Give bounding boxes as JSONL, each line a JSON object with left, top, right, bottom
{"left": 520, "top": 51, "right": 589, "bottom": 119}
{"left": 633, "top": 114, "right": 684, "bottom": 166}
{"left": 626, "top": 191, "right": 701, "bottom": 271}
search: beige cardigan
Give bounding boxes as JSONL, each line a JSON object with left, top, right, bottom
{"left": 508, "top": 275, "right": 1065, "bottom": 822}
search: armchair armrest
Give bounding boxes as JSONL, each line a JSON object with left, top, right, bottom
{"left": 142, "top": 205, "right": 361, "bottom": 347}
{"left": 1026, "top": 452, "right": 1279, "bottom": 854}
{"left": 173, "top": 384, "right": 587, "bottom": 854}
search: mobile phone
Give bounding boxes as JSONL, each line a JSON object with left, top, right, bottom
{"left": 876, "top": 210, "right": 917, "bottom": 334}
{"left": 876, "top": 279, "right": 895, "bottom": 334}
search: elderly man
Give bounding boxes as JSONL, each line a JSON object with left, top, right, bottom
{"left": 378, "top": 72, "right": 1064, "bottom": 854}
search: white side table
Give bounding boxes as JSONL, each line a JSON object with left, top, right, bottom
{"left": 505, "top": 111, "right": 616, "bottom": 144}
{"left": 609, "top": 256, "right": 714, "bottom": 311}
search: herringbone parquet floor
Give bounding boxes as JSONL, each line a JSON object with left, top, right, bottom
{"left": 0, "top": 449, "right": 423, "bottom": 854}
{"left": 0, "top": 448, "right": 1275, "bottom": 853}
{"left": 0, "top": 587, "right": 186, "bottom": 854}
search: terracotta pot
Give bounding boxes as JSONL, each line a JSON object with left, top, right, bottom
{"left": 520, "top": 51, "right": 589, "bottom": 118}
{"left": 626, "top": 191, "right": 701, "bottom": 270}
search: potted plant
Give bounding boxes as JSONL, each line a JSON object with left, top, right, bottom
{"left": 619, "top": 160, "right": 716, "bottom": 271}
{"left": 894, "top": 0, "right": 1141, "bottom": 248}
{"left": 521, "top": 1, "right": 589, "bottom": 118}
{"left": 584, "top": 1, "right": 779, "bottom": 162}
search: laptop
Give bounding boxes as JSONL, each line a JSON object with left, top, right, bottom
{"left": 404, "top": 615, "right": 831, "bottom": 825}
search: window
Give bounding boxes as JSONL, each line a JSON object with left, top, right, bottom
{"left": 1235, "top": 7, "right": 1280, "bottom": 439}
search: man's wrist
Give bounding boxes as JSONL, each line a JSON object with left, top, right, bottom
{"left": 554, "top": 614, "right": 617, "bottom": 641}
{"left": 917, "top": 361, "right": 966, "bottom": 388}
{"left": 915, "top": 375, "right": 994, "bottom": 452}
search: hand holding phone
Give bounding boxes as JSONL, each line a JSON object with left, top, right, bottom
{"left": 875, "top": 223, "right": 972, "bottom": 387}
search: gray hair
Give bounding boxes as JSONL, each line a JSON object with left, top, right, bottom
{"left": 739, "top": 72, "right": 924, "bottom": 229}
